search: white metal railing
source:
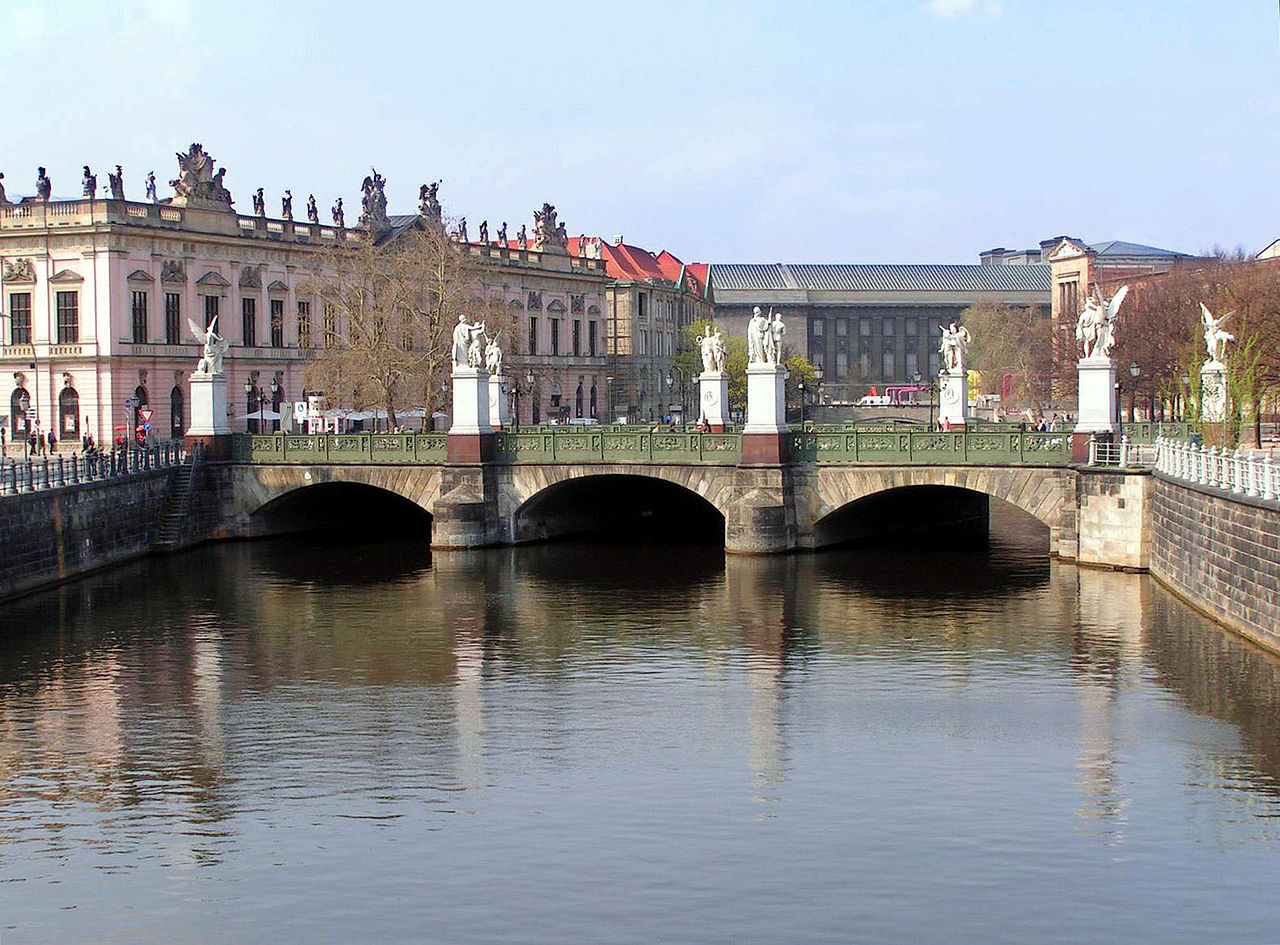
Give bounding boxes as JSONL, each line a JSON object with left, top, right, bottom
{"left": 1086, "top": 434, "right": 1158, "bottom": 468}
{"left": 1155, "top": 436, "right": 1278, "bottom": 501}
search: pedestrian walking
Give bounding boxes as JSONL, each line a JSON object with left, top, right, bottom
{"left": 0, "top": 426, "right": 6, "bottom": 457}
{"left": 37, "top": 431, "right": 47, "bottom": 456}
{"left": 47, "top": 430, "right": 56, "bottom": 453}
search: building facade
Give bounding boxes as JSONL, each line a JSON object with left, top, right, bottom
{"left": 570, "top": 237, "right": 712, "bottom": 422}
{"left": 0, "top": 150, "right": 610, "bottom": 445}
{"left": 707, "top": 258, "right": 1050, "bottom": 403}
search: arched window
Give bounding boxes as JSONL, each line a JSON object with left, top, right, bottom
{"left": 133, "top": 385, "right": 149, "bottom": 433}
{"left": 59, "top": 387, "right": 80, "bottom": 439}
{"left": 10, "top": 388, "right": 30, "bottom": 437}
{"left": 575, "top": 382, "right": 583, "bottom": 418}
{"left": 590, "top": 384, "right": 598, "bottom": 419}
{"left": 170, "top": 386, "right": 184, "bottom": 439}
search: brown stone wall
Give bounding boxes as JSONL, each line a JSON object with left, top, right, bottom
{"left": 0, "top": 469, "right": 173, "bottom": 603}
{"left": 1150, "top": 474, "right": 1280, "bottom": 654}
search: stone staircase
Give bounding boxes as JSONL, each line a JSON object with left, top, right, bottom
{"left": 154, "top": 448, "right": 199, "bottom": 550}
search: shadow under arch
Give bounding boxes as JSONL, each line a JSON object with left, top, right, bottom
{"left": 513, "top": 473, "right": 725, "bottom": 546}
{"left": 253, "top": 480, "right": 434, "bottom": 541}
{"left": 813, "top": 484, "right": 1051, "bottom": 554}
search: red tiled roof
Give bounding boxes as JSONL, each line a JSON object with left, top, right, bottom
{"left": 570, "top": 236, "right": 706, "bottom": 295}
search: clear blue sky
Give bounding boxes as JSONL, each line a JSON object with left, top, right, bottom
{"left": 3, "top": 0, "right": 1277, "bottom": 263}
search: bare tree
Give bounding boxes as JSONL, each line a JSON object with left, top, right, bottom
{"left": 302, "top": 222, "right": 510, "bottom": 430}
{"left": 962, "top": 301, "right": 1053, "bottom": 414}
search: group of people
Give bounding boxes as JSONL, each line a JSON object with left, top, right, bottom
{"left": 994, "top": 410, "right": 1073, "bottom": 432}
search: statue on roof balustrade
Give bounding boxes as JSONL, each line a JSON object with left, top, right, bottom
{"left": 360, "top": 168, "right": 389, "bottom": 232}
{"left": 107, "top": 165, "right": 125, "bottom": 201}
{"left": 306, "top": 193, "right": 319, "bottom": 224}
{"left": 81, "top": 166, "right": 96, "bottom": 198}
{"left": 418, "top": 181, "right": 442, "bottom": 224}
{"left": 169, "top": 143, "right": 233, "bottom": 209}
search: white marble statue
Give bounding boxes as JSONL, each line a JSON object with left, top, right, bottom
{"left": 747, "top": 306, "right": 771, "bottom": 364}
{"left": 1200, "top": 303, "right": 1234, "bottom": 364}
{"left": 452, "top": 314, "right": 487, "bottom": 369}
{"left": 767, "top": 311, "right": 785, "bottom": 364}
{"left": 484, "top": 332, "right": 504, "bottom": 375}
{"left": 699, "top": 326, "right": 727, "bottom": 373}
{"left": 188, "top": 316, "right": 229, "bottom": 374}
{"left": 938, "top": 321, "right": 972, "bottom": 374}
{"left": 1075, "top": 284, "right": 1128, "bottom": 360}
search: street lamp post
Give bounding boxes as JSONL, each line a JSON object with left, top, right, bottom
{"left": 1128, "top": 361, "right": 1140, "bottom": 423}
{"left": 243, "top": 378, "right": 265, "bottom": 433}
{"left": 511, "top": 369, "right": 534, "bottom": 431}
{"left": 814, "top": 366, "right": 825, "bottom": 424}
{"left": 270, "top": 376, "right": 281, "bottom": 432}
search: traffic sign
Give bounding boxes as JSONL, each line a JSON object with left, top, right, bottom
{"left": 142, "top": 422, "right": 152, "bottom": 433}
{"left": 124, "top": 397, "right": 133, "bottom": 409}
{"left": 138, "top": 407, "right": 154, "bottom": 423}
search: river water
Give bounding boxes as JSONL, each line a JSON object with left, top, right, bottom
{"left": 2, "top": 517, "right": 1280, "bottom": 944}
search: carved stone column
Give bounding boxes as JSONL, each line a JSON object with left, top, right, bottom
{"left": 186, "top": 371, "right": 232, "bottom": 459}
{"left": 698, "top": 370, "right": 730, "bottom": 432}
{"left": 937, "top": 369, "right": 968, "bottom": 430}
{"left": 448, "top": 366, "right": 494, "bottom": 463}
{"left": 742, "top": 362, "right": 789, "bottom": 464}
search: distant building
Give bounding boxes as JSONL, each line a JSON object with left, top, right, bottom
{"left": 569, "top": 236, "right": 712, "bottom": 422}
{"left": 1041, "top": 237, "right": 1201, "bottom": 329}
{"left": 706, "top": 258, "right": 1050, "bottom": 400}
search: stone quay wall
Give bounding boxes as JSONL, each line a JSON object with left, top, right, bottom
{"left": 1150, "top": 473, "right": 1280, "bottom": 654}
{"left": 0, "top": 469, "right": 173, "bottom": 603}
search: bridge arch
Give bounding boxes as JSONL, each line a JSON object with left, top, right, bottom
{"left": 802, "top": 466, "right": 1076, "bottom": 555}
{"left": 500, "top": 464, "right": 737, "bottom": 545}
{"left": 228, "top": 465, "right": 444, "bottom": 538}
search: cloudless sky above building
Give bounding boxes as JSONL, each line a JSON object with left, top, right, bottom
{"left": 3, "top": 0, "right": 1277, "bottom": 263}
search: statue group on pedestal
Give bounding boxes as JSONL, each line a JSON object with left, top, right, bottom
{"left": 188, "top": 316, "right": 229, "bottom": 375}
{"left": 1075, "top": 285, "right": 1129, "bottom": 360}
{"left": 359, "top": 168, "right": 389, "bottom": 232}
{"left": 698, "top": 326, "right": 728, "bottom": 373}
{"left": 418, "top": 181, "right": 442, "bottom": 225}
{"left": 938, "top": 321, "right": 972, "bottom": 375}
{"left": 170, "top": 143, "right": 233, "bottom": 208}
{"left": 533, "top": 202, "right": 567, "bottom": 251}
{"left": 452, "top": 314, "right": 489, "bottom": 369}
{"left": 747, "top": 307, "right": 786, "bottom": 365}
{"left": 1200, "top": 303, "right": 1233, "bottom": 365}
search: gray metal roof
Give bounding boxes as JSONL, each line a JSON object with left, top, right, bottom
{"left": 1088, "top": 240, "right": 1192, "bottom": 259}
{"left": 710, "top": 262, "right": 1051, "bottom": 294}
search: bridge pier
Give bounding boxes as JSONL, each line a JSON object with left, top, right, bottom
{"left": 724, "top": 467, "right": 797, "bottom": 554}
{"left": 431, "top": 466, "right": 499, "bottom": 549}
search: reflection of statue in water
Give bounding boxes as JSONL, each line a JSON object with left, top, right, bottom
{"left": 484, "top": 333, "right": 503, "bottom": 375}
{"left": 1200, "top": 304, "right": 1234, "bottom": 364}
{"left": 1075, "top": 284, "right": 1128, "bottom": 360}
{"left": 188, "top": 316, "right": 230, "bottom": 374}
{"left": 452, "top": 314, "right": 487, "bottom": 368}
{"left": 938, "top": 321, "right": 972, "bottom": 374}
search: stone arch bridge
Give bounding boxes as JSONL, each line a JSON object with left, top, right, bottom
{"left": 216, "top": 439, "right": 1093, "bottom": 559}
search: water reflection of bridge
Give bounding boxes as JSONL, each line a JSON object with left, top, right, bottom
{"left": 5, "top": 544, "right": 1280, "bottom": 843}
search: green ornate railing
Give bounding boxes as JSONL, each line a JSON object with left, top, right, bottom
{"left": 231, "top": 432, "right": 448, "bottom": 464}
{"left": 494, "top": 430, "right": 743, "bottom": 463}
{"left": 791, "top": 429, "right": 1073, "bottom": 465}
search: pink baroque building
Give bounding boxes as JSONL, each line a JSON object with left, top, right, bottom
{"left": 0, "top": 148, "right": 338, "bottom": 449}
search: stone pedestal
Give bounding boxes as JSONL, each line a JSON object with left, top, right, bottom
{"left": 449, "top": 366, "right": 494, "bottom": 463}
{"left": 185, "top": 371, "right": 232, "bottom": 457}
{"left": 742, "top": 362, "right": 789, "bottom": 464}
{"left": 698, "top": 370, "right": 730, "bottom": 432}
{"left": 1200, "top": 361, "right": 1227, "bottom": 422}
{"left": 489, "top": 374, "right": 511, "bottom": 429}
{"left": 1074, "top": 358, "right": 1118, "bottom": 434}
{"left": 937, "top": 369, "right": 968, "bottom": 429}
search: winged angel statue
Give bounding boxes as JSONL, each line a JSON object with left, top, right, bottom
{"left": 1075, "top": 284, "right": 1129, "bottom": 360}
{"left": 188, "top": 316, "right": 230, "bottom": 375}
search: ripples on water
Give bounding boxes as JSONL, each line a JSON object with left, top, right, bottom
{"left": 0, "top": 508, "right": 1279, "bottom": 943}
